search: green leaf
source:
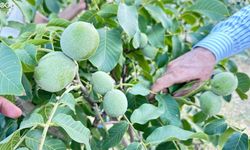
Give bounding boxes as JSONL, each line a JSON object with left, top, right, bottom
{"left": 20, "top": 113, "right": 44, "bottom": 130}
{"left": 172, "top": 35, "right": 183, "bottom": 59}
{"left": 79, "top": 10, "right": 103, "bottom": 26}
{"left": 52, "top": 113, "right": 90, "bottom": 149}
{"left": 132, "top": 31, "right": 141, "bottom": 49}
{"left": 145, "top": 5, "right": 172, "bottom": 30}
{"left": 89, "top": 28, "right": 123, "bottom": 72}
{"left": 0, "top": 44, "right": 25, "bottom": 95}
{"left": 147, "top": 24, "right": 165, "bottom": 48}
{"left": 236, "top": 72, "right": 250, "bottom": 93}
{"left": 130, "top": 103, "right": 164, "bottom": 124}
{"left": 125, "top": 142, "right": 143, "bottom": 150}
{"left": 204, "top": 119, "right": 228, "bottom": 135}
{"left": 98, "top": 3, "right": 118, "bottom": 18}
{"left": 26, "top": 39, "right": 50, "bottom": 45}
{"left": 0, "top": 131, "right": 20, "bottom": 150}
{"left": 236, "top": 88, "right": 248, "bottom": 100}
{"left": 186, "top": 0, "right": 229, "bottom": 21}
{"left": 156, "top": 95, "right": 181, "bottom": 127}
{"left": 117, "top": 3, "right": 139, "bottom": 37}
{"left": 15, "top": 1, "right": 35, "bottom": 22}
{"left": 19, "top": 74, "right": 33, "bottom": 100}
{"left": 227, "top": 60, "right": 238, "bottom": 73}
{"left": 222, "top": 132, "right": 248, "bottom": 150}
{"left": 156, "top": 52, "right": 168, "bottom": 68}
{"left": 45, "top": 0, "right": 60, "bottom": 13}
{"left": 146, "top": 125, "right": 208, "bottom": 145}
{"left": 25, "top": 129, "right": 66, "bottom": 150}
{"left": 142, "top": 44, "right": 158, "bottom": 59}
{"left": 218, "top": 128, "right": 235, "bottom": 147}
{"left": 16, "top": 147, "right": 29, "bottom": 150}
{"left": 193, "top": 111, "right": 207, "bottom": 123}
{"left": 47, "top": 18, "right": 70, "bottom": 28}
{"left": 103, "top": 121, "right": 129, "bottom": 149}
{"left": 129, "top": 83, "right": 151, "bottom": 96}
{"left": 60, "top": 93, "right": 76, "bottom": 113}
{"left": 15, "top": 44, "right": 37, "bottom": 72}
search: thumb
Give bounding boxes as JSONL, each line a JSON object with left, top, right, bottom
{"left": 0, "top": 97, "right": 22, "bottom": 119}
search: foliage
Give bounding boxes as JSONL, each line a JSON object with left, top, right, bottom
{"left": 0, "top": 0, "right": 250, "bottom": 150}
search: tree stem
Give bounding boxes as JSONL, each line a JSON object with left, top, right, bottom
{"left": 38, "top": 86, "right": 76, "bottom": 150}
{"left": 38, "top": 102, "right": 59, "bottom": 150}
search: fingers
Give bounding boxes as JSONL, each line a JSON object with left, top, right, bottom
{"left": 151, "top": 73, "right": 175, "bottom": 93}
{"left": 0, "top": 97, "right": 22, "bottom": 119}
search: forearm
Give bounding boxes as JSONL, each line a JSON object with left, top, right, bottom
{"left": 194, "top": 6, "right": 250, "bottom": 61}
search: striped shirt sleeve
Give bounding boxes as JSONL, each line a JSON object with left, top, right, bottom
{"left": 194, "top": 5, "right": 250, "bottom": 61}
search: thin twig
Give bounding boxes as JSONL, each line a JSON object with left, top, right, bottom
{"left": 38, "top": 102, "right": 59, "bottom": 150}
{"left": 13, "top": 125, "right": 37, "bottom": 149}
{"left": 75, "top": 68, "right": 94, "bottom": 106}
{"left": 123, "top": 115, "right": 147, "bottom": 149}
{"left": 93, "top": 103, "right": 108, "bottom": 132}
{"left": 128, "top": 126, "right": 135, "bottom": 142}
{"left": 173, "top": 141, "right": 180, "bottom": 150}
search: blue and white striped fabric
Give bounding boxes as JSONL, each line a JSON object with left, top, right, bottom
{"left": 194, "top": 5, "right": 250, "bottom": 61}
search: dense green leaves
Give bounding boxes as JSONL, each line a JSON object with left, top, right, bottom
{"left": 222, "top": 132, "right": 248, "bottom": 150}
{"left": 186, "top": 0, "right": 229, "bottom": 21}
{"left": 89, "top": 28, "right": 123, "bottom": 72}
{"left": 0, "top": 44, "right": 25, "bottom": 95}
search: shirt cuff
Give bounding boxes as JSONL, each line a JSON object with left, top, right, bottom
{"left": 193, "top": 32, "right": 234, "bottom": 61}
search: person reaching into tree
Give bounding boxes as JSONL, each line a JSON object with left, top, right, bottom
{"left": 1, "top": 5, "right": 250, "bottom": 119}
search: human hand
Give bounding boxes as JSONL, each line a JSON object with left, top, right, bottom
{"left": 151, "top": 47, "right": 216, "bottom": 95}
{"left": 0, "top": 96, "right": 22, "bottom": 119}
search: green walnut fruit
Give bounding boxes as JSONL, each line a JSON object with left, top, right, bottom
{"left": 60, "top": 21, "right": 99, "bottom": 61}
{"left": 199, "top": 91, "right": 222, "bottom": 116}
{"left": 211, "top": 72, "right": 238, "bottom": 96}
{"left": 34, "top": 52, "right": 77, "bottom": 92}
{"left": 91, "top": 71, "right": 115, "bottom": 95}
{"left": 103, "top": 89, "right": 128, "bottom": 117}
